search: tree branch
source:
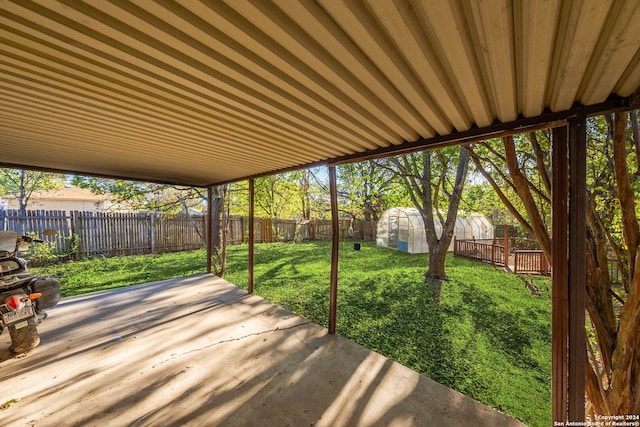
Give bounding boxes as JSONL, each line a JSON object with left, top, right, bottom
{"left": 613, "top": 111, "right": 640, "bottom": 288}
{"left": 466, "top": 146, "right": 535, "bottom": 235}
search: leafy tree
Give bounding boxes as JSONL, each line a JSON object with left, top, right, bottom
{"left": 467, "top": 132, "right": 552, "bottom": 261}
{"left": 72, "top": 177, "right": 208, "bottom": 250}
{"left": 252, "top": 174, "right": 301, "bottom": 219}
{"left": 0, "top": 169, "right": 65, "bottom": 213}
{"left": 598, "top": 111, "right": 640, "bottom": 414}
{"left": 386, "top": 146, "right": 470, "bottom": 298}
{"left": 467, "top": 112, "right": 640, "bottom": 416}
{"left": 226, "top": 181, "right": 250, "bottom": 217}
{"left": 337, "top": 160, "right": 403, "bottom": 221}
{"left": 285, "top": 168, "right": 329, "bottom": 220}
{"left": 71, "top": 176, "right": 206, "bottom": 215}
{"left": 227, "top": 169, "right": 328, "bottom": 220}
{"left": 299, "top": 168, "right": 312, "bottom": 220}
{"left": 459, "top": 182, "right": 518, "bottom": 230}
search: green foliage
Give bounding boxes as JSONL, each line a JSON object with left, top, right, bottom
{"left": 24, "top": 235, "right": 59, "bottom": 265}
{"left": 460, "top": 182, "right": 517, "bottom": 225}
{"left": 253, "top": 174, "right": 305, "bottom": 219}
{"left": 585, "top": 114, "right": 640, "bottom": 247}
{"left": 337, "top": 160, "right": 406, "bottom": 220}
{"left": 66, "top": 233, "right": 80, "bottom": 256}
{"left": 0, "top": 169, "right": 65, "bottom": 211}
{"left": 228, "top": 163, "right": 411, "bottom": 222}
{"left": 33, "top": 250, "right": 207, "bottom": 296}
{"left": 25, "top": 233, "right": 81, "bottom": 266}
{"left": 227, "top": 168, "right": 327, "bottom": 219}
{"left": 71, "top": 176, "right": 205, "bottom": 214}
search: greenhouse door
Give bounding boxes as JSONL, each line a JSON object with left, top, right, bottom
{"left": 388, "top": 215, "right": 398, "bottom": 249}
{"left": 398, "top": 216, "right": 409, "bottom": 252}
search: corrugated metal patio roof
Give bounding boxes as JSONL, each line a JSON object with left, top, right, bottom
{"left": 1, "top": 0, "right": 639, "bottom": 186}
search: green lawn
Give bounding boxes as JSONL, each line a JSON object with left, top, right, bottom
{"left": 35, "top": 241, "right": 551, "bottom": 426}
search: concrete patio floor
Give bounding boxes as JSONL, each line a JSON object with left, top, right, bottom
{"left": 0, "top": 274, "right": 525, "bottom": 426}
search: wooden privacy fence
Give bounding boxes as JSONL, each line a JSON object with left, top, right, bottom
{"left": 73, "top": 212, "right": 204, "bottom": 257}
{"left": 226, "top": 217, "right": 298, "bottom": 244}
{"left": 226, "top": 217, "right": 377, "bottom": 244}
{"left": 3, "top": 210, "right": 205, "bottom": 257}
{"left": 3, "top": 210, "right": 71, "bottom": 251}
{"left": 3, "top": 210, "right": 377, "bottom": 258}
{"left": 454, "top": 237, "right": 551, "bottom": 276}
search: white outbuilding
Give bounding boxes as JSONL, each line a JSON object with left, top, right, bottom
{"left": 376, "top": 207, "right": 493, "bottom": 254}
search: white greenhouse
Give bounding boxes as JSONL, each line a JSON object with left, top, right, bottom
{"left": 376, "top": 208, "right": 493, "bottom": 254}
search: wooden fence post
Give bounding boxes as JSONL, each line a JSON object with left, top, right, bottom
{"left": 491, "top": 240, "right": 496, "bottom": 265}
{"left": 248, "top": 178, "right": 254, "bottom": 294}
{"left": 328, "top": 165, "right": 339, "bottom": 335}
{"left": 8, "top": 210, "right": 376, "bottom": 259}
{"left": 72, "top": 211, "right": 81, "bottom": 260}
{"left": 149, "top": 213, "right": 156, "bottom": 254}
{"left": 503, "top": 225, "right": 509, "bottom": 255}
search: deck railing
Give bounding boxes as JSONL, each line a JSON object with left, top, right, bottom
{"left": 454, "top": 238, "right": 507, "bottom": 267}
{"left": 513, "top": 250, "right": 550, "bottom": 275}
{"left": 454, "top": 237, "right": 550, "bottom": 276}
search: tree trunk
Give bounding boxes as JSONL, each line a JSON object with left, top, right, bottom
{"left": 503, "top": 136, "right": 552, "bottom": 263}
{"left": 608, "top": 250, "right": 640, "bottom": 413}
{"left": 390, "top": 148, "right": 469, "bottom": 301}
{"left": 427, "top": 245, "right": 448, "bottom": 279}
{"left": 584, "top": 200, "right": 617, "bottom": 375}
{"left": 605, "top": 111, "right": 640, "bottom": 413}
{"left": 18, "top": 170, "right": 27, "bottom": 213}
{"left": 363, "top": 194, "right": 373, "bottom": 221}
{"left": 613, "top": 112, "right": 639, "bottom": 287}
{"left": 209, "top": 185, "right": 227, "bottom": 276}
{"left": 425, "top": 148, "right": 469, "bottom": 282}
{"left": 300, "top": 169, "right": 311, "bottom": 220}
{"left": 630, "top": 110, "right": 640, "bottom": 175}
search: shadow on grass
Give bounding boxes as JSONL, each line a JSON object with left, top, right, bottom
{"left": 454, "top": 286, "right": 541, "bottom": 371}
{"left": 336, "top": 273, "right": 469, "bottom": 388}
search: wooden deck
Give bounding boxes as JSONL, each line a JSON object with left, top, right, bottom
{"left": 454, "top": 238, "right": 551, "bottom": 275}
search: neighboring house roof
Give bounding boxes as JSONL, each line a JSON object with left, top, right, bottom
{"left": 26, "top": 187, "right": 111, "bottom": 202}
{"left": 2, "top": 187, "right": 124, "bottom": 212}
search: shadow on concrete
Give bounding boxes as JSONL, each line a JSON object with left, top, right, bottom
{"left": 0, "top": 274, "right": 524, "bottom": 427}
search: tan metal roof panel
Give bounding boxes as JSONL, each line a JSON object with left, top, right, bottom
{"left": 1, "top": 0, "right": 639, "bottom": 186}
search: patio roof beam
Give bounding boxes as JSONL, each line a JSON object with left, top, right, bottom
{"left": 209, "top": 98, "right": 630, "bottom": 188}
{"left": 568, "top": 116, "right": 587, "bottom": 421}
{"left": 5, "top": 101, "right": 626, "bottom": 190}
{"left": 248, "top": 178, "right": 255, "bottom": 294}
{"left": 552, "top": 125, "right": 569, "bottom": 421}
{"left": 206, "top": 187, "right": 213, "bottom": 275}
{"left": 328, "top": 165, "right": 339, "bottom": 335}
{"left": 327, "top": 97, "right": 629, "bottom": 168}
